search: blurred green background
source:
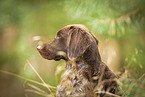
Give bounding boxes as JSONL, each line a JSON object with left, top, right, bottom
{"left": 0, "top": 0, "right": 145, "bottom": 97}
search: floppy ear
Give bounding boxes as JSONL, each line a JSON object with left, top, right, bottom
{"left": 67, "top": 28, "right": 92, "bottom": 59}
{"left": 90, "top": 32, "right": 99, "bottom": 45}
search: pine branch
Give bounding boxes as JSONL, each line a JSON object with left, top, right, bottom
{"left": 97, "top": 9, "right": 139, "bottom": 23}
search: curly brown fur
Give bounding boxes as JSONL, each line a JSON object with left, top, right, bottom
{"left": 37, "top": 24, "right": 118, "bottom": 97}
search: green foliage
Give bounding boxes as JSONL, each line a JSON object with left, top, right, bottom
{"left": 0, "top": 0, "right": 145, "bottom": 97}
{"left": 64, "top": 0, "right": 145, "bottom": 37}
{"left": 119, "top": 73, "right": 145, "bottom": 97}
{"left": 64, "top": 0, "right": 145, "bottom": 97}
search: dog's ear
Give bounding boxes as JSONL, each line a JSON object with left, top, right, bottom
{"left": 89, "top": 32, "right": 99, "bottom": 45}
{"left": 67, "top": 27, "right": 92, "bottom": 59}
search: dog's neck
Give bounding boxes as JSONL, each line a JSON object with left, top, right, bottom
{"left": 64, "top": 57, "right": 101, "bottom": 82}
{"left": 58, "top": 60, "right": 95, "bottom": 97}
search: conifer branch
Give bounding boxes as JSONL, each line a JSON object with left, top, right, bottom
{"left": 97, "top": 9, "right": 139, "bottom": 23}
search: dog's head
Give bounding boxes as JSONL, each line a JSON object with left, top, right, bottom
{"left": 37, "top": 24, "right": 101, "bottom": 65}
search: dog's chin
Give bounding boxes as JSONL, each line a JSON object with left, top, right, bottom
{"left": 53, "top": 55, "right": 66, "bottom": 61}
{"left": 54, "top": 58, "right": 61, "bottom": 61}
{"left": 41, "top": 54, "right": 63, "bottom": 61}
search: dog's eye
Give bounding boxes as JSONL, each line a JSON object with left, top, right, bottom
{"left": 56, "top": 32, "right": 64, "bottom": 39}
{"left": 56, "top": 35, "right": 61, "bottom": 39}
{"left": 56, "top": 33, "right": 62, "bottom": 39}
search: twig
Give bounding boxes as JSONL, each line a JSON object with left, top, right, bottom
{"left": 0, "top": 70, "right": 56, "bottom": 89}
{"left": 96, "top": 91, "right": 121, "bottom": 97}
{"left": 27, "top": 83, "right": 48, "bottom": 95}
{"left": 118, "top": 86, "right": 127, "bottom": 97}
{"left": 26, "top": 60, "right": 55, "bottom": 97}
{"left": 25, "top": 89, "right": 50, "bottom": 97}
{"left": 94, "top": 64, "right": 106, "bottom": 91}
{"left": 127, "top": 73, "right": 145, "bottom": 96}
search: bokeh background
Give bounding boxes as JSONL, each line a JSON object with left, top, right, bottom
{"left": 0, "top": 0, "right": 145, "bottom": 97}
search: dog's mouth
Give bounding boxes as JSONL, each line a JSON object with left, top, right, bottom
{"left": 37, "top": 45, "right": 65, "bottom": 61}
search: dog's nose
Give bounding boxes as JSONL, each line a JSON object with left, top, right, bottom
{"left": 37, "top": 45, "right": 42, "bottom": 50}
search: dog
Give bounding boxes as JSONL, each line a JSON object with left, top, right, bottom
{"left": 37, "top": 24, "right": 117, "bottom": 97}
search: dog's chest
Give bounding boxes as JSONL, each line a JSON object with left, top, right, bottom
{"left": 56, "top": 63, "right": 94, "bottom": 97}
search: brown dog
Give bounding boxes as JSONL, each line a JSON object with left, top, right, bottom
{"left": 37, "top": 24, "right": 117, "bottom": 97}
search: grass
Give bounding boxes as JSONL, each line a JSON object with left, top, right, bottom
{"left": 0, "top": 60, "right": 56, "bottom": 97}
{"left": 0, "top": 60, "right": 145, "bottom": 97}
